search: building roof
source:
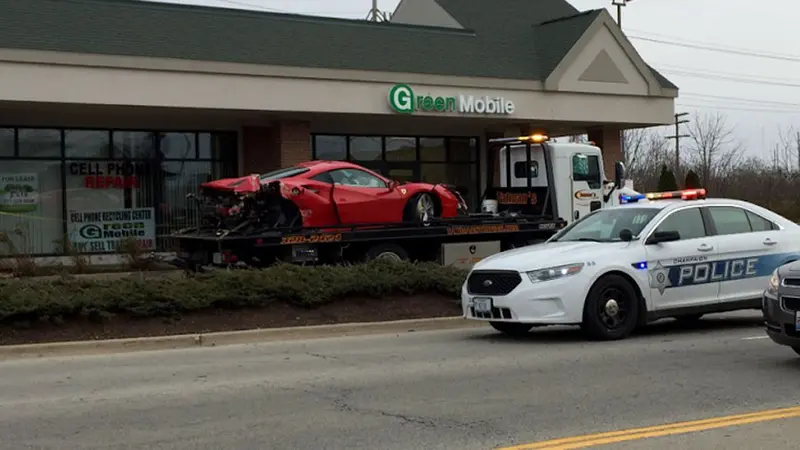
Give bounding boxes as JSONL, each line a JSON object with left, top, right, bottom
{"left": 0, "top": 0, "right": 676, "bottom": 89}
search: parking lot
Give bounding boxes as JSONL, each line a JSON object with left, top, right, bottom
{"left": 1, "top": 310, "right": 798, "bottom": 449}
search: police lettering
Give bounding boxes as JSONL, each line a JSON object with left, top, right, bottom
{"left": 677, "top": 258, "right": 758, "bottom": 285}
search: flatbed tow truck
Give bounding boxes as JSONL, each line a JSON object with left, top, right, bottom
{"left": 168, "top": 134, "right": 631, "bottom": 272}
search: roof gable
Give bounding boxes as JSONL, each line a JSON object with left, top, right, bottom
{"left": 0, "top": 0, "right": 677, "bottom": 90}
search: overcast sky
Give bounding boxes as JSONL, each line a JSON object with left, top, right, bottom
{"left": 154, "top": 0, "right": 800, "bottom": 157}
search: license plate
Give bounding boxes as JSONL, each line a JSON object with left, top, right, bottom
{"left": 473, "top": 297, "right": 493, "bottom": 313}
{"left": 212, "top": 252, "right": 222, "bottom": 264}
{"left": 795, "top": 311, "right": 800, "bottom": 331}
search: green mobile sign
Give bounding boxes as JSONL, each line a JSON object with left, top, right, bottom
{"left": 388, "top": 84, "right": 515, "bottom": 115}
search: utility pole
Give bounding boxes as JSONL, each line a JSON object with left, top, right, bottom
{"left": 796, "top": 131, "right": 800, "bottom": 172}
{"left": 366, "top": 0, "right": 381, "bottom": 22}
{"left": 611, "top": 1, "right": 633, "bottom": 163}
{"left": 665, "top": 112, "right": 690, "bottom": 182}
{"left": 611, "top": 0, "right": 633, "bottom": 29}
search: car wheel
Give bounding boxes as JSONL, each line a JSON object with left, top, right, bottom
{"left": 490, "top": 321, "right": 533, "bottom": 337}
{"left": 581, "top": 274, "right": 640, "bottom": 341}
{"left": 363, "top": 243, "right": 409, "bottom": 262}
{"left": 404, "top": 193, "right": 439, "bottom": 222}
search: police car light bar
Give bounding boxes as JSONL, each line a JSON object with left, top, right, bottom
{"left": 620, "top": 188, "right": 707, "bottom": 204}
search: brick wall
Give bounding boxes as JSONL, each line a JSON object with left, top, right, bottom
{"left": 241, "top": 120, "right": 311, "bottom": 175}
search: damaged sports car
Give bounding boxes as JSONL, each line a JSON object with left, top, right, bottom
{"left": 192, "top": 160, "right": 469, "bottom": 233}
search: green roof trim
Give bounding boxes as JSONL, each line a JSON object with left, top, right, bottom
{"left": 0, "top": 0, "right": 677, "bottom": 90}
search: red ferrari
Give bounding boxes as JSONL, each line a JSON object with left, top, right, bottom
{"left": 198, "top": 160, "right": 468, "bottom": 229}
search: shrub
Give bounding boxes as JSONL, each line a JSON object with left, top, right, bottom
{"left": 657, "top": 164, "right": 679, "bottom": 191}
{"left": 0, "top": 260, "right": 469, "bottom": 324}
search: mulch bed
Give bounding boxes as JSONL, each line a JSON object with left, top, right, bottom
{"left": 0, "top": 294, "right": 462, "bottom": 346}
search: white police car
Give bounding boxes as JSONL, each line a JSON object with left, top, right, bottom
{"left": 462, "top": 189, "right": 800, "bottom": 340}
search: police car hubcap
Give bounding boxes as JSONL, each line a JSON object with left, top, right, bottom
{"left": 604, "top": 299, "right": 620, "bottom": 317}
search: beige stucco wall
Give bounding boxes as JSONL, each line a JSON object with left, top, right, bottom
{"left": 0, "top": 48, "right": 675, "bottom": 128}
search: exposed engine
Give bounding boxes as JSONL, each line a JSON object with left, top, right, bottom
{"left": 189, "top": 180, "right": 300, "bottom": 234}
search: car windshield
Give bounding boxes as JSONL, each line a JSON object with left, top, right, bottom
{"left": 259, "top": 167, "right": 310, "bottom": 181}
{"left": 551, "top": 207, "right": 661, "bottom": 243}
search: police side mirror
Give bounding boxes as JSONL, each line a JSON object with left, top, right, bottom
{"left": 614, "top": 162, "right": 626, "bottom": 189}
{"left": 619, "top": 229, "right": 633, "bottom": 242}
{"left": 646, "top": 230, "right": 681, "bottom": 245}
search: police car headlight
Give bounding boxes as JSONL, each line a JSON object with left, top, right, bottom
{"left": 527, "top": 263, "right": 584, "bottom": 283}
{"left": 767, "top": 270, "right": 780, "bottom": 295}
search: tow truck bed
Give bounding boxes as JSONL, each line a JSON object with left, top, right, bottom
{"left": 169, "top": 215, "right": 566, "bottom": 271}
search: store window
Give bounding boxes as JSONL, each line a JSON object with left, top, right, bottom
{"left": 349, "top": 136, "right": 382, "bottom": 161}
{"left": 0, "top": 127, "right": 237, "bottom": 256}
{"left": 419, "top": 137, "right": 446, "bottom": 162}
{"left": 65, "top": 130, "right": 111, "bottom": 158}
{"left": 313, "top": 135, "right": 346, "bottom": 160}
{"left": 0, "top": 129, "right": 14, "bottom": 157}
{"left": 112, "top": 131, "right": 156, "bottom": 159}
{"left": 160, "top": 132, "right": 196, "bottom": 159}
{"left": 18, "top": 128, "right": 61, "bottom": 158}
{"left": 0, "top": 160, "right": 64, "bottom": 255}
{"left": 386, "top": 137, "right": 417, "bottom": 161}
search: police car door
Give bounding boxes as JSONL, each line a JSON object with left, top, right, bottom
{"left": 644, "top": 206, "right": 721, "bottom": 310}
{"left": 705, "top": 205, "right": 788, "bottom": 305}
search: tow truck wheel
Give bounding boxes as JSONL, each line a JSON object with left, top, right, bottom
{"left": 490, "top": 322, "right": 533, "bottom": 337}
{"left": 363, "top": 243, "right": 410, "bottom": 262}
{"left": 581, "top": 274, "right": 640, "bottom": 341}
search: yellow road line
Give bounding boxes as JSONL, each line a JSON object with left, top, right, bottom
{"left": 498, "top": 406, "right": 800, "bottom": 450}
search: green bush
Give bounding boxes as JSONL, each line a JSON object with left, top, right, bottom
{"left": 0, "top": 260, "right": 468, "bottom": 324}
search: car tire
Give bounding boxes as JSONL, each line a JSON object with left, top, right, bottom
{"left": 490, "top": 321, "right": 533, "bottom": 337}
{"left": 363, "top": 243, "right": 409, "bottom": 262}
{"left": 404, "top": 193, "right": 439, "bottom": 223}
{"left": 792, "top": 347, "right": 800, "bottom": 357}
{"left": 581, "top": 274, "right": 640, "bottom": 341}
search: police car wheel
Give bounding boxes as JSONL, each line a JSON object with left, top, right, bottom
{"left": 490, "top": 321, "right": 533, "bottom": 337}
{"left": 581, "top": 274, "right": 640, "bottom": 341}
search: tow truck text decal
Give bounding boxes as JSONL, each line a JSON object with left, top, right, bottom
{"left": 496, "top": 192, "right": 537, "bottom": 205}
{"left": 281, "top": 233, "right": 343, "bottom": 245}
{"left": 447, "top": 224, "right": 520, "bottom": 235}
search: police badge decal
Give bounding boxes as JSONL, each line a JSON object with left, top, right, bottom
{"left": 649, "top": 261, "right": 672, "bottom": 295}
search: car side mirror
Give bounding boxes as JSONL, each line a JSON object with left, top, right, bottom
{"left": 646, "top": 230, "right": 681, "bottom": 245}
{"left": 619, "top": 229, "right": 633, "bottom": 242}
{"left": 614, "top": 161, "right": 626, "bottom": 189}
{"left": 388, "top": 179, "right": 400, "bottom": 190}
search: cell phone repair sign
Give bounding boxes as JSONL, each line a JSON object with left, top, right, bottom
{"left": 68, "top": 208, "right": 156, "bottom": 253}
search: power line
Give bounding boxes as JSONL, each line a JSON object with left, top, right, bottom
{"left": 658, "top": 68, "right": 800, "bottom": 88}
{"left": 681, "top": 93, "right": 800, "bottom": 108}
{"left": 627, "top": 33, "right": 800, "bottom": 63}
{"left": 677, "top": 103, "right": 800, "bottom": 114}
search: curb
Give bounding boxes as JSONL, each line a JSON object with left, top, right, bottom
{"left": 0, "top": 316, "right": 485, "bottom": 361}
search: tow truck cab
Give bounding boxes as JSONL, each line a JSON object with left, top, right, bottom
{"left": 490, "top": 135, "right": 639, "bottom": 224}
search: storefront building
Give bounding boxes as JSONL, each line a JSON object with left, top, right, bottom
{"left": 0, "top": 0, "right": 678, "bottom": 257}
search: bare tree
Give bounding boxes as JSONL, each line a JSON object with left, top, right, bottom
{"left": 684, "top": 112, "right": 744, "bottom": 186}
{"left": 623, "top": 127, "right": 673, "bottom": 190}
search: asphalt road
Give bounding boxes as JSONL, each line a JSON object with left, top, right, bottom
{"left": 1, "top": 310, "right": 799, "bottom": 450}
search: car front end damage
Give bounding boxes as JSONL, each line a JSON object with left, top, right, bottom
{"left": 188, "top": 174, "right": 302, "bottom": 234}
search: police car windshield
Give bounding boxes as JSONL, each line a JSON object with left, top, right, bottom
{"left": 552, "top": 207, "right": 660, "bottom": 243}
